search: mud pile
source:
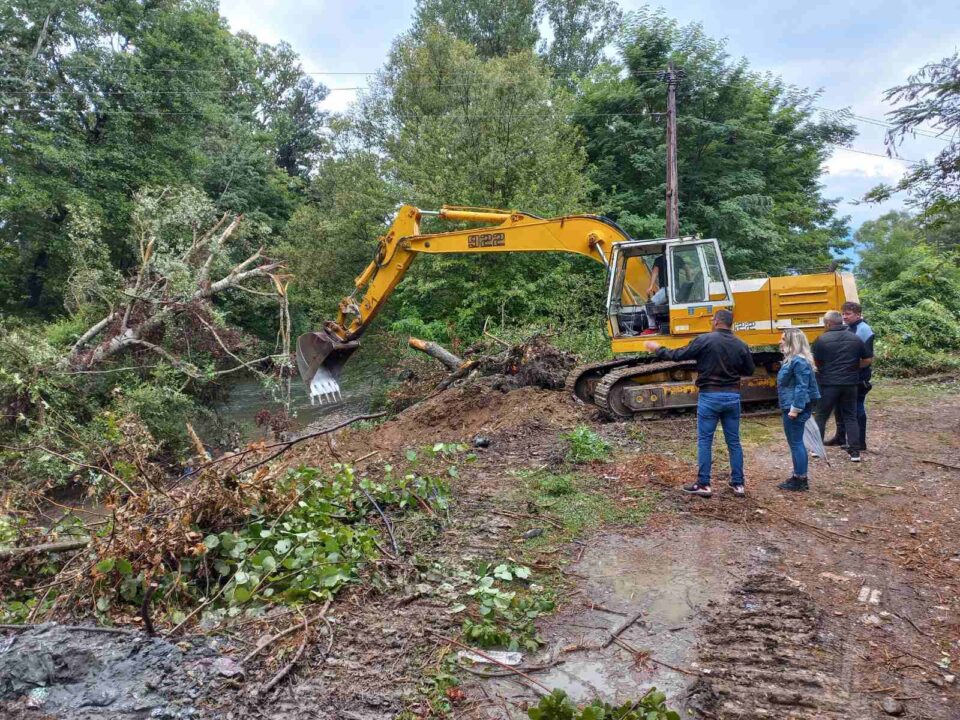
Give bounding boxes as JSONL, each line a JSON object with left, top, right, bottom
{"left": 0, "top": 625, "right": 225, "bottom": 719}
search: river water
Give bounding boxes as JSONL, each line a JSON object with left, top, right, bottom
{"left": 210, "top": 362, "right": 382, "bottom": 442}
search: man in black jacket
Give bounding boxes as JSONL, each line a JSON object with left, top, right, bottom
{"left": 645, "top": 309, "right": 755, "bottom": 497}
{"left": 812, "top": 310, "right": 873, "bottom": 462}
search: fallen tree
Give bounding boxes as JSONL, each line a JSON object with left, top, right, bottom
{"left": 65, "top": 187, "right": 291, "bottom": 376}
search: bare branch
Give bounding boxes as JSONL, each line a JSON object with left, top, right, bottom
{"left": 127, "top": 340, "right": 202, "bottom": 379}
{"left": 70, "top": 312, "right": 116, "bottom": 357}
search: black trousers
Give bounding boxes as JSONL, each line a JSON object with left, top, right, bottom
{"left": 815, "top": 385, "right": 861, "bottom": 452}
{"left": 834, "top": 381, "right": 871, "bottom": 449}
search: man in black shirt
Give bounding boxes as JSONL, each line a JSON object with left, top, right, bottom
{"left": 645, "top": 309, "right": 755, "bottom": 497}
{"left": 827, "top": 301, "right": 875, "bottom": 450}
{"left": 811, "top": 310, "right": 872, "bottom": 462}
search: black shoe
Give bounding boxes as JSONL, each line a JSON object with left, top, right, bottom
{"left": 682, "top": 483, "right": 713, "bottom": 497}
{"left": 823, "top": 436, "right": 844, "bottom": 447}
{"left": 848, "top": 450, "right": 861, "bottom": 463}
{"left": 778, "top": 476, "right": 809, "bottom": 492}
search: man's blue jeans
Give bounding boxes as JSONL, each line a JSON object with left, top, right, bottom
{"left": 782, "top": 406, "right": 812, "bottom": 477}
{"left": 696, "top": 392, "right": 744, "bottom": 486}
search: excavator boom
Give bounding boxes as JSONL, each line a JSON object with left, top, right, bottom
{"left": 296, "top": 204, "right": 638, "bottom": 403}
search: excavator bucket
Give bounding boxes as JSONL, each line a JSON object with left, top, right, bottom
{"left": 295, "top": 330, "right": 360, "bottom": 405}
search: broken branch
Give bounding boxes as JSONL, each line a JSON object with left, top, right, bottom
{"left": 408, "top": 337, "right": 463, "bottom": 371}
{"left": 0, "top": 538, "right": 90, "bottom": 559}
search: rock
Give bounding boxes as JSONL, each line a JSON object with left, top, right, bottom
{"left": 522, "top": 528, "right": 544, "bottom": 539}
{"left": 82, "top": 687, "right": 118, "bottom": 707}
{"left": 944, "top": 674, "right": 955, "bottom": 684}
{"left": 472, "top": 435, "right": 491, "bottom": 448}
{"left": 880, "top": 696, "right": 905, "bottom": 715}
{"left": 908, "top": 527, "right": 918, "bottom": 536}
{"left": 861, "top": 613, "right": 883, "bottom": 627}
{"left": 211, "top": 657, "right": 245, "bottom": 679}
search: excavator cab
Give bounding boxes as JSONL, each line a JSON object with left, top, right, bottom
{"left": 606, "top": 238, "right": 733, "bottom": 339}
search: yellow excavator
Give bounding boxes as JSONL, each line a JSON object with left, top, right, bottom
{"left": 296, "top": 204, "right": 859, "bottom": 418}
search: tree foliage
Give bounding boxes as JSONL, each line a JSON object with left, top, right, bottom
{"left": 0, "top": 0, "right": 325, "bottom": 313}
{"left": 576, "top": 9, "right": 855, "bottom": 276}
{"left": 868, "top": 52, "right": 960, "bottom": 235}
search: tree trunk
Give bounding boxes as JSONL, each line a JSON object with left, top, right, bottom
{"left": 408, "top": 337, "right": 463, "bottom": 371}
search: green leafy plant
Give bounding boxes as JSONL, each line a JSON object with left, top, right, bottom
{"left": 461, "top": 562, "right": 553, "bottom": 651}
{"left": 562, "top": 426, "right": 611, "bottom": 463}
{"left": 528, "top": 688, "right": 680, "bottom": 720}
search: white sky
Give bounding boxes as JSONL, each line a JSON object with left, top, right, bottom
{"left": 218, "top": 0, "right": 959, "bottom": 233}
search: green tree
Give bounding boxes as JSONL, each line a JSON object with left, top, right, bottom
{"left": 0, "top": 0, "right": 324, "bottom": 315}
{"left": 541, "top": 0, "right": 622, "bottom": 83}
{"left": 575, "top": 9, "right": 855, "bottom": 276}
{"left": 412, "top": 0, "right": 540, "bottom": 59}
{"left": 868, "top": 52, "right": 960, "bottom": 237}
{"left": 854, "top": 211, "right": 924, "bottom": 286}
{"left": 412, "top": 0, "right": 621, "bottom": 80}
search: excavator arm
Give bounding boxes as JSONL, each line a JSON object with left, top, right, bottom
{"left": 296, "top": 204, "right": 643, "bottom": 403}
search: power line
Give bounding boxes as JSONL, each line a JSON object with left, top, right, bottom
{"left": 0, "top": 102, "right": 921, "bottom": 163}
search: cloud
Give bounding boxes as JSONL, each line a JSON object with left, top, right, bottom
{"left": 823, "top": 148, "right": 909, "bottom": 180}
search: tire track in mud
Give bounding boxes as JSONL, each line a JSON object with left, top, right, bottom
{"left": 684, "top": 572, "right": 860, "bottom": 719}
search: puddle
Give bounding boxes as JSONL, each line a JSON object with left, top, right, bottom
{"left": 478, "top": 524, "right": 757, "bottom": 709}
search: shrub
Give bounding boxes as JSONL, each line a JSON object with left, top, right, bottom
{"left": 528, "top": 688, "right": 680, "bottom": 720}
{"left": 880, "top": 299, "right": 960, "bottom": 353}
{"left": 563, "top": 425, "right": 611, "bottom": 463}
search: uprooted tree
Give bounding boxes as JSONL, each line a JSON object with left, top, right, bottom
{"left": 64, "top": 187, "right": 291, "bottom": 377}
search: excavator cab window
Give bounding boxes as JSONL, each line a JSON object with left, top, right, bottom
{"left": 606, "top": 243, "right": 668, "bottom": 337}
{"left": 667, "top": 239, "right": 733, "bottom": 309}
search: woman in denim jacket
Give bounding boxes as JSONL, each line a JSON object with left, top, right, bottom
{"left": 776, "top": 329, "right": 821, "bottom": 491}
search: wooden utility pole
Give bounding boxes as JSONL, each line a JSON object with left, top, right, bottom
{"left": 664, "top": 63, "right": 679, "bottom": 239}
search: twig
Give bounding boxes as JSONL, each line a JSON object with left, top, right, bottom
{"left": 489, "top": 509, "right": 564, "bottom": 531}
{"left": 457, "top": 658, "right": 562, "bottom": 678}
{"left": 0, "top": 538, "right": 89, "bottom": 558}
{"left": 242, "top": 600, "right": 331, "bottom": 664}
{"left": 919, "top": 459, "right": 960, "bottom": 472}
{"left": 751, "top": 501, "right": 862, "bottom": 542}
{"left": 359, "top": 486, "right": 400, "bottom": 556}
{"left": 601, "top": 609, "right": 644, "bottom": 649}
{"left": 425, "top": 630, "right": 551, "bottom": 693}
{"left": 259, "top": 609, "right": 309, "bottom": 695}
{"left": 235, "top": 412, "right": 388, "bottom": 474}
{"left": 141, "top": 581, "right": 158, "bottom": 636}
{"left": 612, "top": 636, "right": 700, "bottom": 676}
{"left": 176, "top": 412, "right": 384, "bottom": 482}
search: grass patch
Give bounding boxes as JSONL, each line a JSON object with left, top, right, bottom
{"left": 527, "top": 471, "right": 655, "bottom": 537}
{"left": 562, "top": 425, "right": 612, "bottom": 463}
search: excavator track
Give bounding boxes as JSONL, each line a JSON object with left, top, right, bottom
{"left": 571, "top": 351, "right": 783, "bottom": 419}
{"left": 594, "top": 360, "right": 699, "bottom": 418}
{"left": 564, "top": 356, "right": 642, "bottom": 404}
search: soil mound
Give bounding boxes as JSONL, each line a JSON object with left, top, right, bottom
{"left": 374, "top": 381, "right": 581, "bottom": 450}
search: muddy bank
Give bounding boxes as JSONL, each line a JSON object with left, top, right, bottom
{"left": 0, "top": 624, "right": 228, "bottom": 719}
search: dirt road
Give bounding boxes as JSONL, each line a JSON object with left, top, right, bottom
{"left": 227, "top": 375, "right": 958, "bottom": 719}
